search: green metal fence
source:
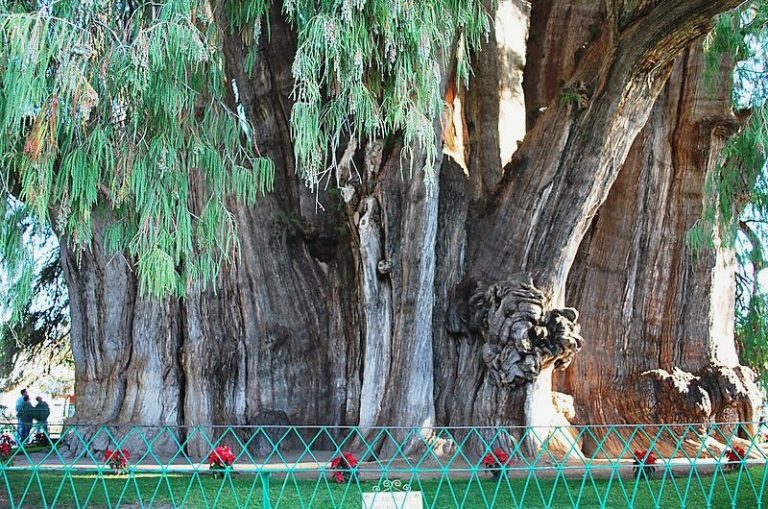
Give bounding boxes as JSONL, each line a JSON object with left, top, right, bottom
{"left": 1, "top": 422, "right": 767, "bottom": 508}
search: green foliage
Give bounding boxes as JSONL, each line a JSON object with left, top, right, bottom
{"left": 0, "top": 0, "right": 488, "bottom": 309}
{"left": 0, "top": 199, "right": 68, "bottom": 378}
{"left": 249, "top": 0, "right": 489, "bottom": 187}
{"left": 736, "top": 270, "right": 768, "bottom": 387}
{"left": 0, "top": 0, "right": 488, "bottom": 364}
{"left": 700, "top": 2, "right": 768, "bottom": 386}
{"left": 0, "top": 0, "right": 274, "bottom": 300}
{"left": 699, "top": 2, "right": 768, "bottom": 246}
{"left": 559, "top": 83, "right": 588, "bottom": 109}
{"left": 0, "top": 200, "right": 43, "bottom": 327}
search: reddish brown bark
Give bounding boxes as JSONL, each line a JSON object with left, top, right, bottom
{"left": 437, "top": 0, "right": 744, "bottom": 447}
{"left": 560, "top": 40, "right": 760, "bottom": 455}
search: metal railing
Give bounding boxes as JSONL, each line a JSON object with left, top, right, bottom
{"left": 1, "top": 422, "right": 766, "bottom": 508}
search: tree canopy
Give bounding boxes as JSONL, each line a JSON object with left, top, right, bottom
{"left": 0, "top": 0, "right": 490, "bottom": 302}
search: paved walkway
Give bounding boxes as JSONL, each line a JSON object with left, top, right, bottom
{"left": 6, "top": 447, "right": 754, "bottom": 481}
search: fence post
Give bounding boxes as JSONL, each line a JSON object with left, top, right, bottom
{"left": 261, "top": 472, "right": 271, "bottom": 509}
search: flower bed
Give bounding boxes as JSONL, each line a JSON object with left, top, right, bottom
{"left": 723, "top": 446, "right": 746, "bottom": 470}
{"left": 632, "top": 449, "right": 658, "bottom": 478}
{"left": 482, "top": 449, "right": 510, "bottom": 480}
{"left": 0, "top": 434, "right": 16, "bottom": 466}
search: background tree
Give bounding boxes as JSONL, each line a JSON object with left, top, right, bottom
{"left": 0, "top": 203, "right": 69, "bottom": 387}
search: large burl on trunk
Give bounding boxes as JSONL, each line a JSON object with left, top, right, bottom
{"left": 61, "top": 0, "right": 757, "bottom": 455}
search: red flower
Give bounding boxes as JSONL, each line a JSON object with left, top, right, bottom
{"left": 633, "top": 450, "right": 657, "bottom": 465}
{"left": 104, "top": 448, "right": 130, "bottom": 470}
{"left": 329, "top": 452, "right": 358, "bottom": 483}
{"left": 330, "top": 451, "right": 358, "bottom": 469}
{"left": 0, "top": 434, "right": 15, "bottom": 463}
{"left": 482, "top": 449, "right": 510, "bottom": 468}
{"left": 725, "top": 447, "right": 745, "bottom": 463}
{"left": 208, "top": 446, "right": 236, "bottom": 468}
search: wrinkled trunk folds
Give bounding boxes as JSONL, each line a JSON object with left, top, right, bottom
{"left": 61, "top": 0, "right": 758, "bottom": 458}
{"left": 560, "top": 40, "right": 761, "bottom": 455}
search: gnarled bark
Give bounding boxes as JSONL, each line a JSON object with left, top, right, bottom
{"left": 560, "top": 40, "right": 761, "bottom": 455}
{"left": 439, "top": 0, "right": 743, "bottom": 450}
{"left": 58, "top": 0, "right": 756, "bottom": 461}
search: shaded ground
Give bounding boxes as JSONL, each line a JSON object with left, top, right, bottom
{"left": 2, "top": 447, "right": 750, "bottom": 481}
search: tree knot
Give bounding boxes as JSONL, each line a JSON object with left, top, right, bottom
{"left": 467, "top": 276, "right": 583, "bottom": 388}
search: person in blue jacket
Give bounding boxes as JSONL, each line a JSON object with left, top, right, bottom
{"left": 18, "top": 394, "right": 34, "bottom": 443}
{"left": 15, "top": 388, "right": 28, "bottom": 440}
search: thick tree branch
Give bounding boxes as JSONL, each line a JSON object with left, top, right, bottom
{"left": 469, "top": 0, "right": 742, "bottom": 301}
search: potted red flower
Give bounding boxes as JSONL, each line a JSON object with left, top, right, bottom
{"left": 632, "top": 449, "right": 658, "bottom": 478}
{"left": 207, "top": 445, "right": 236, "bottom": 478}
{"left": 104, "top": 448, "right": 130, "bottom": 474}
{"left": 723, "top": 446, "right": 746, "bottom": 470}
{"left": 482, "top": 449, "right": 510, "bottom": 480}
{"left": 0, "top": 434, "right": 16, "bottom": 466}
{"left": 329, "top": 452, "right": 358, "bottom": 483}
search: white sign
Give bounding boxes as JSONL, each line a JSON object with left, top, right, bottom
{"left": 362, "top": 491, "right": 423, "bottom": 509}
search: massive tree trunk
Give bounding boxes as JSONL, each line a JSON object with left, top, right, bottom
{"left": 559, "top": 40, "right": 761, "bottom": 455}
{"left": 436, "top": 0, "right": 746, "bottom": 453}
{"left": 60, "top": 0, "right": 757, "bottom": 457}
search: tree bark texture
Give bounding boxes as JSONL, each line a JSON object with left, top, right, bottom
{"left": 59, "top": 0, "right": 758, "bottom": 457}
{"left": 558, "top": 40, "right": 761, "bottom": 456}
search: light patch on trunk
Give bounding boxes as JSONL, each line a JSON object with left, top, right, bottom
{"left": 358, "top": 197, "right": 392, "bottom": 430}
{"left": 441, "top": 79, "right": 469, "bottom": 173}
{"left": 496, "top": 0, "right": 529, "bottom": 166}
{"left": 710, "top": 245, "right": 738, "bottom": 366}
{"left": 521, "top": 181, "right": 554, "bottom": 273}
{"left": 524, "top": 365, "right": 583, "bottom": 459}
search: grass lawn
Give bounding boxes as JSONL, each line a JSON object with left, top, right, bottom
{"left": 1, "top": 467, "right": 766, "bottom": 508}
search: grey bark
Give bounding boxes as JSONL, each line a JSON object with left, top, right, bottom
{"left": 58, "top": 0, "right": 756, "bottom": 460}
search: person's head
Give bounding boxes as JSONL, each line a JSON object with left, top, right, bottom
{"left": 21, "top": 388, "right": 27, "bottom": 396}
{"left": 36, "top": 396, "right": 44, "bottom": 403}
{"left": 23, "top": 395, "right": 30, "bottom": 402}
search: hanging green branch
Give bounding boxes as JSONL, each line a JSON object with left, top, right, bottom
{"left": 1, "top": 0, "right": 488, "bottom": 305}
{"left": 0, "top": 0, "right": 274, "bottom": 298}
{"left": 697, "top": 1, "right": 768, "bottom": 386}
{"left": 0, "top": 198, "right": 68, "bottom": 377}
{"left": 229, "top": 0, "right": 489, "bottom": 187}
